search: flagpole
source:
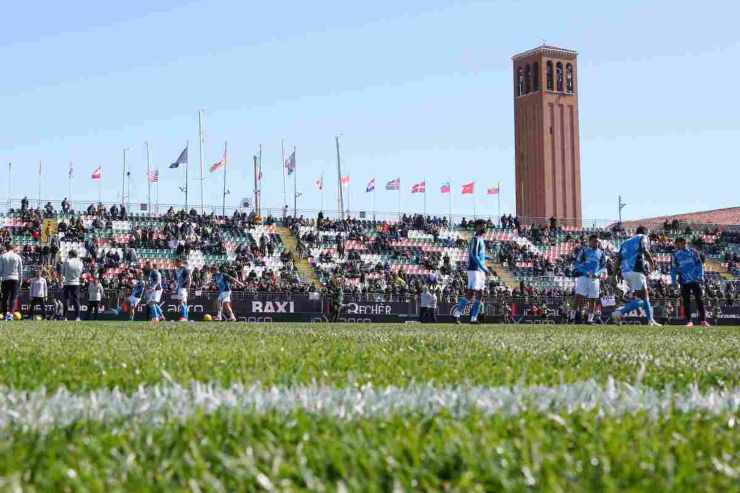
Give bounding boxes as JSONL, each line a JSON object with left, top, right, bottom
{"left": 497, "top": 181, "right": 502, "bottom": 225}
{"left": 146, "top": 142, "right": 152, "bottom": 213}
{"left": 6, "top": 163, "right": 11, "bottom": 209}
{"left": 37, "top": 161, "right": 42, "bottom": 208}
{"left": 185, "top": 140, "right": 189, "bottom": 212}
{"left": 68, "top": 162, "right": 73, "bottom": 202}
{"left": 222, "top": 141, "right": 228, "bottom": 217}
{"left": 156, "top": 176, "right": 159, "bottom": 215}
{"left": 198, "top": 110, "right": 205, "bottom": 214}
{"left": 258, "top": 144, "right": 263, "bottom": 214}
{"left": 373, "top": 181, "right": 376, "bottom": 221}
{"left": 335, "top": 136, "right": 344, "bottom": 220}
{"left": 320, "top": 171, "right": 325, "bottom": 212}
{"left": 473, "top": 185, "right": 477, "bottom": 220}
{"left": 281, "top": 139, "right": 287, "bottom": 209}
{"left": 448, "top": 177, "right": 453, "bottom": 227}
{"left": 121, "top": 149, "right": 127, "bottom": 207}
{"left": 293, "top": 146, "right": 298, "bottom": 218}
{"left": 423, "top": 178, "right": 427, "bottom": 216}
{"left": 397, "top": 184, "right": 401, "bottom": 221}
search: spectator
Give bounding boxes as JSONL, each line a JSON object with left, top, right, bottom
{"left": 61, "top": 249, "right": 84, "bottom": 321}
{"left": 87, "top": 276, "right": 104, "bottom": 320}
{"left": 0, "top": 244, "right": 23, "bottom": 320}
{"left": 419, "top": 285, "right": 438, "bottom": 323}
{"left": 29, "top": 271, "right": 49, "bottom": 319}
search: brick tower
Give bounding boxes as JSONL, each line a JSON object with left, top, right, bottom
{"left": 513, "top": 45, "right": 582, "bottom": 226}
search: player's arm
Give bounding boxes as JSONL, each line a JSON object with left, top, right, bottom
{"left": 641, "top": 236, "right": 655, "bottom": 271}
{"left": 224, "top": 273, "right": 244, "bottom": 288}
{"left": 670, "top": 254, "right": 679, "bottom": 285}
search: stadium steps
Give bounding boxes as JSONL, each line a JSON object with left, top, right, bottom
{"left": 276, "top": 226, "right": 321, "bottom": 288}
{"left": 457, "top": 227, "right": 520, "bottom": 290}
{"left": 705, "top": 259, "right": 734, "bottom": 280}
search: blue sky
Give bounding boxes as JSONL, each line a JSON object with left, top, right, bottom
{"left": 1, "top": 0, "right": 738, "bottom": 222}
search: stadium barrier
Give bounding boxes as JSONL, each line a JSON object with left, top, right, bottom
{"left": 13, "top": 290, "right": 740, "bottom": 325}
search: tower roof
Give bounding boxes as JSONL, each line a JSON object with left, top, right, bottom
{"left": 512, "top": 45, "right": 577, "bottom": 61}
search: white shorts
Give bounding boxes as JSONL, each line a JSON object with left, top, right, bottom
{"left": 176, "top": 288, "right": 188, "bottom": 304}
{"left": 218, "top": 291, "right": 232, "bottom": 305}
{"left": 128, "top": 296, "right": 141, "bottom": 308}
{"left": 147, "top": 289, "right": 162, "bottom": 304}
{"left": 622, "top": 272, "right": 648, "bottom": 293}
{"left": 575, "top": 276, "right": 600, "bottom": 299}
{"left": 467, "top": 271, "right": 486, "bottom": 291}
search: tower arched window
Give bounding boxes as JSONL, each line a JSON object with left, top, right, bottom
{"left": 556, "top": 62, "right": 563, "bottom": 92}
{"left": 524, "top": 65, "right": 531, "bottom": 94}
{"left": 532, "top": 62, "right": 539, "bottom": 91}
{"left": 546, "top": 61, "right": 553, "bottom": 91}
{"left": 517, "top": 66, "right": 524, "bottom": 96}
{"left": 566, "top": 63, "right": 574, "bottom": 93}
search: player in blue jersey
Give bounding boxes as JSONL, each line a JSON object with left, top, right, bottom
{"left": 127, "top": 271, "right": 146, "bottom": 321}
{"left": 210, "top": 264, "right": 243, "bottom": 321}
{"left": 454, "top": 220, "right": 491, "bottom": 324}
{"left": 611, "top": 226, "right": 661, "bottom": 326}
{"left": 574, "top": 234, "right": 607, "bottom": 324}
{"left": 144, "top": 261, "right": 165, "bottom": 322}
{"left": 671, "top": 237, "right": 709, "bottom": 327}
{"left": 174, "top": 259, "right": 192, "bottom": 322}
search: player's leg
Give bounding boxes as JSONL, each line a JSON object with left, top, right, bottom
{"left": 680, "top": 283, "right": 692, "bottom": 326}
{"left": 454, "top": 285, "right": 472, "bottom": 323}
{"left": 470, "top": 290, "right": 484, "bottom": 323}
{"left": 691, "top": 283, "right": 708, "bottom": 326}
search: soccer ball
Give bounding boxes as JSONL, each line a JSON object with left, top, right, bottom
{"left": 203, "top": 314, "right": 213, "bottom": 321}
{"left": 13, "top": 312, "right": 22, "bottom": 321}
{"left": 34, "top": 315, "right": 43, "bottom": 321}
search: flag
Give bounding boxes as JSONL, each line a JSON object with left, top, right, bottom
{"left": 209, "top": 159, "right": 225, "bottom": 173}
{"left": 285, "top": 150, "right": 296, "bottom": 175}
{"left": 440, "top": 182, "right": 450, "bottom": 194}
{"left": 148, "top": 170, "right": 159, "bottom": 183}
{"left": 385, "top": 178, "right": 400, "bottom": 191}
{"left": 411, "top": 181, "right": 425, "bottom": 193}
{"left": 366, "top": 178, "right": 376, "bottom": 192}
{"left": 487, "top": 186, "right": 499, "bottom": 195}
{"left": 169, "top": 146, "right": 188, "bottom": 169}
{"left": 341, "top": 175, "right": 351, "bottom": 186}
{"left": 68, "top": 163, "right": 73, "bottom": 179}
{"left": 91, "top": 166, "right": 102, "bottom": 180}
{"left": 315, "top": 177, "right": 323, "bottom": 190}
{"left": 462, "top": 182, "right": 474, "bottom": 194}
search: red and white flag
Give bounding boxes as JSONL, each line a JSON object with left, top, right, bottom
{"left": 341, "top": 175, "right": 351, "bottom": 186}
{"left": 440, "top": 182, "right": 450, "bottom": 194}
{"left": 487, "top": 186, "right": 499, "bottom": 195}
{"left": 315, "top": 177, "right": 323, "bottom": 190}
{"left": 411, "top": 181, "right": 425, "bottom": 193}
{"left": 91, "top": 166, "right": 103, "bottom": 180}
{"left": 209, "top": 159, "right": 225, "bottom": 173}
{"left": 148, "top": 170, "right": 159, "bottom": 183}
{"left": 461, "top": 182, "right": 475, "bottom": 194}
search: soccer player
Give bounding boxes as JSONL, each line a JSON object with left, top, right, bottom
{"left": 211, "top": 265, "right": 243, "bottom": 321}
{"left": 174, "top": 259, "right": 192, "bottom": 322}
{"left": 454, "top": 220, "right": 490, "bottom": 324}
{"left": 671, "top": 237, "right": 710, "bottom": 327}
{"left": 128, "top": 272, "right": 146, "bottom": 321}
{"left": 574, "top": 234, "right": 607, "bottom": 324}
{"left": 611, "top": 226, "right": 661, "bottom": 326}
{"left": 145, "top": 262, "right": 165, "bottom": 322}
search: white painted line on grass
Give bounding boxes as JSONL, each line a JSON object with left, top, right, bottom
{"left": 0, "top": 379, "right": 737, "bottom": 432}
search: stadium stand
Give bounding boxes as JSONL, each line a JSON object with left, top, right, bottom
{"left": 1, "top": 201, "right": 738, "bottom": 322}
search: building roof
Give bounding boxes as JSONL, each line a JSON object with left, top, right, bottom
{"left": 512, "top": 45, "right": 578, "bottom": 61}
{"left": 620, "top": 207, "right": 740, "bottom": 228}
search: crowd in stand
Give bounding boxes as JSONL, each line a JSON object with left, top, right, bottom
{"left": 1, "top": 200, "right": 738, "bottom": 320}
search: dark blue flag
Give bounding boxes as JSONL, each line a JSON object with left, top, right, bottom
{"left": 169, "top": 146, "right": 188, "bottom": 169}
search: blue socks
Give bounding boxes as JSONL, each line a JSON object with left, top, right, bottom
{"left": 180, "top": 303, "right": 189, "bottom": 319}
{"left": 471, "top": 300, "right": 483, "bottom": 320}
{"left": 455, "top": 297, "right": 469, "bottom": 318}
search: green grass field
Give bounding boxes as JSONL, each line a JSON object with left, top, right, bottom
{"left": 0, "top": 322, "right": 738, "bottom": 492}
